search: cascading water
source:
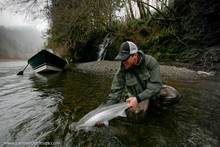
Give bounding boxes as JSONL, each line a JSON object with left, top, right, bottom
{"left": 97, "top": 33, "right": 115, "bottom": 61}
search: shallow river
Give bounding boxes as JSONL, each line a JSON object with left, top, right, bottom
{"left": 0, "top": 60, "right": 219, "bottom": 147}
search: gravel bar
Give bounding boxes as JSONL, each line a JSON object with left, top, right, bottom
{"left": 71, "top": 61, "right": 203, "bottom": 80}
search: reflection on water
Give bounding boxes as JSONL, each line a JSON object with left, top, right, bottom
{"left": 0, "top": 60, "right": 219, "bottom": 147}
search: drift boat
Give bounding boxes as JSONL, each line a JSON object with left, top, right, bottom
{"left": 28, "top": 49, "right": 66, "bottom": 73}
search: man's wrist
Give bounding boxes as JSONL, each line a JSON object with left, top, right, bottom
{"left": 136, "top": 95, "right": 141, "bottom": 103}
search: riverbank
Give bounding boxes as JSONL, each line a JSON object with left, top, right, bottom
{"left": 70, "top": 60, "right": 208, "bottom": 80}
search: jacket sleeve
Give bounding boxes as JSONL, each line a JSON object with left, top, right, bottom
{"left": 105, "top": 68, "right": 126, "bottom": 105}
{"left": 137, "top": 56, "right": 162, "bottom": 101}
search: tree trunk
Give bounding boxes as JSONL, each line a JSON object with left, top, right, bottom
{"left": 156, "top": 0, "right": 160, "bottom": 10}
{"left": 145, "top": 0, "right": 151, "bottom": 18}
{"left": 125, "top": 1, "right": 131, "bottom": 19}
{"left": 136, "top": 0, "right": 145, "bottom": 19}
{"left": 127, "top": 0, "right": 135, "bottom": 19}
{"left": 140, "top": 0, "right": 146, "bottom": 18}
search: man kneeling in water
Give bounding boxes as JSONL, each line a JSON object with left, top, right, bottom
{"left": 105, "top": 41, "right": 162, "bottom": 112}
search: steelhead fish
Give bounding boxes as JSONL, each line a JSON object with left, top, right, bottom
{"left": 75, "top": 102, "right": 129, "bottom": 130}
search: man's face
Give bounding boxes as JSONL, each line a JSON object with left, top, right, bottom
{"left": 122, "top": 54, "right": 138, "bottom": 70}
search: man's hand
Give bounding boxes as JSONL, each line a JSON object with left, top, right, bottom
{"left": 126, "top": 97, "right": 138, "bottom": 111}
{"left": 95, "top": 121, "right": 104, "bottom": 127}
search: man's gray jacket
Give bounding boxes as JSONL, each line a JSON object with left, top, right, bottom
{"left": 106, "top": 51, "right": 162, "bottom": 105}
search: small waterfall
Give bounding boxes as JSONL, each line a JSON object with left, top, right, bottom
{"left": 97, "top": 33, "right": 115, "bottom": 61}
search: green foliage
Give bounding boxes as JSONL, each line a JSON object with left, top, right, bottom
{"left": 105, "top": 15, "right": 202, "bottom": 63}
{"left": 46, "top": 0, "right": 214, "bottom": 64}
{"left": 47, "top": 0, "right": 123, "bottom": 62}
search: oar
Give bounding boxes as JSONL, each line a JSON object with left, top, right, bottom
{"left": 17, "top": 63, "right": 29, "bottom": 75}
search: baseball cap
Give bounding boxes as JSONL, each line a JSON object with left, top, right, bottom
{"left": 115, "top": 41, "right": 139, "bottom": 61}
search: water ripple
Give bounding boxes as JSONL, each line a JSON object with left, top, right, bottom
{"left": 0, "top": 61, "right": 219, "bottom": 147}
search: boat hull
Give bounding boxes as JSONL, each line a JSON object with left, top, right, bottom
{"left": 28, "top": 49, "right": 66, "bottom": 73}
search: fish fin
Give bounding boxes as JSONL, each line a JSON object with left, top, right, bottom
{"left": 103, "top": 121, "right": 109, "bottom": 126}
{"left": 119, "top": 110, "right": 127, "bottom": 117}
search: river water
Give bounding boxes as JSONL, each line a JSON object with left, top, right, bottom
{"left": 0, "top": 60, "right": 219, "bottom": 147}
